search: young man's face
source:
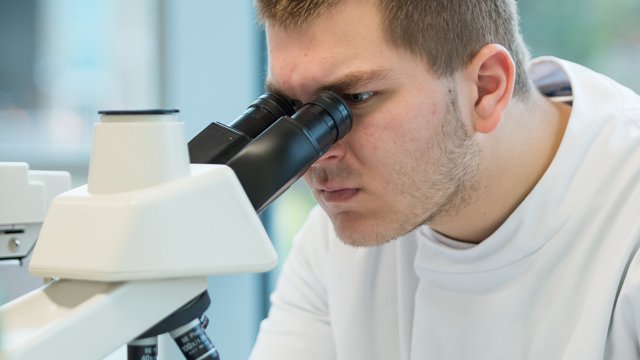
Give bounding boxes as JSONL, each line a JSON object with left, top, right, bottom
{"left": 266, "top": 0, "right": 481, "bottom": 246}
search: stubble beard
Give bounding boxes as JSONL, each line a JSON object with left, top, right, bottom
{"left": 312, "top": 87, "right": 481, "bottom": 247}
{"left": 367, "top": 87, "right": 480, "bottom": 247}
{"left": 419, "top": 88, "right": 481, "bottom": 225}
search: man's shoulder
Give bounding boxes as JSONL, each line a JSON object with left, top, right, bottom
{"left": 531, "top": 56, "right": 640, "bottom": 109}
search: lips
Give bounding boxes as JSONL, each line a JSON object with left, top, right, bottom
{"left": 319, "top": 188, "right": 359, "bottom": 203}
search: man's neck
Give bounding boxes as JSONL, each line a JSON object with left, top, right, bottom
{"left": 430, "top": 91, "right": 572, "bottom": 243}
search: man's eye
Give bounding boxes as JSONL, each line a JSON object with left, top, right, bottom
{"left": 343, "top": 91, "right": 374, "bottom": 104}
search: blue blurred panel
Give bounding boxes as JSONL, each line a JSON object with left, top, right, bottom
{"left": 161, "top": 1, "right": 265, "bottom": 359}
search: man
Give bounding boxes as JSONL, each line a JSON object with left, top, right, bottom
{"left": 250, "top": 0, "right": 640, "bottom": 359}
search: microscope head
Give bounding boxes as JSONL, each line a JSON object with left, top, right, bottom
{"left": 28, "top": 91, "right": 351, "bottom": 282}
{"left": 0, "top": 163, "right": 70, "bottom": 263}
{"left": 28, "top": 110, "right": 277, "bottom": 281}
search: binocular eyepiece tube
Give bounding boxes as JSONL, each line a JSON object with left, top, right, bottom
{"left": 228, "top": 92, "right": 300, "bottom": 139}
{"left": 188, "top": 93, "right": 298, "bottom": 164}
{"left": 189, "top": 90, "right": 353, "bottom": 213}
{"left": 224, "top": 91, "right": 353, "bottom": 213}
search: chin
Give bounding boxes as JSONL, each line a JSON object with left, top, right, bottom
{"left": 331, "top": 207, "right": 428, "bottom": 247}
{"left": 326, "top": 211, "right": 364, "bottom": 245}
{"left": 332, "top": 218, "right": 401, "bottom": 248}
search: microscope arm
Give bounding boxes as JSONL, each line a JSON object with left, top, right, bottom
{"left": 1, "top": 276, "right": 207, "bottom": 359}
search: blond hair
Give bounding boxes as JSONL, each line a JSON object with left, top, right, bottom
{"left": 256, "top": 0, "right": 532, "bottom": 97}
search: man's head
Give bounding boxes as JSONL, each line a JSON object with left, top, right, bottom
{"left": 256, "top": 0, "right": 532, "bottom": 97}
{"left": 259, "top": 0, "right": 530, "bottom": 246}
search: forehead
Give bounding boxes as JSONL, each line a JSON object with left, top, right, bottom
{"left": 265, "top": 0, "right": 391, "bottom": 99}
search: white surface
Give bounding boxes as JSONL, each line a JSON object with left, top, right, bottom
{"left": 29, "top": 164, "right": 277, "bottom": 281}
{"left": 88, "top": 113, "right": 189, "bottom": 194}
{"left": 0, "top": 163, "right": 71, "bottom": 304}
{"left": 0, "top": 163, "right": 70, "bottom": 225}
{"left": 30, "top": 111, "right": 276, "bottom": 281}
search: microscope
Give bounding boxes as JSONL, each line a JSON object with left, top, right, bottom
{"left": 0, "top": 163, "right": 71, "bottom": 303}
{"left": 0, "top": 91, "right": 351, "bottom": 359}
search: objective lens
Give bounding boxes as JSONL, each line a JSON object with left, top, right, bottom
{"left": 170, "top": 318, "right": 220, "bottom": 360}
{"left": 127, "top": 336, "right": 158, "bottom": 360}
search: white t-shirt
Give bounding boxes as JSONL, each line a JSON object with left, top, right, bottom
{"left": 250, "top": 57, "right": 640, "bottom": 360}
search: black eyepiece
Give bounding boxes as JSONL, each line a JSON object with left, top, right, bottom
{"left": 226, "top": 90, "right": 353, "bottom": 212}
{"left": 188, "top": 92, "right": 298, "bottom": 164}
{"left": 229, "top": 92, "right": 298, "bottom": 139}
{"left": 305, "top": 91, "right": 352, "bottom": 141}
{"left": 291, "top": 90, "right": 353, "bottom": 154}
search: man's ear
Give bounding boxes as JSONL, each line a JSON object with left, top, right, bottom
{"left": 464, "top": 44, "right": 516, "bottom": 133}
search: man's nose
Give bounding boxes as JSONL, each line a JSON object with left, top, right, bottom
{"left": 315, "top": 139, "right": 346, "bottom": 164}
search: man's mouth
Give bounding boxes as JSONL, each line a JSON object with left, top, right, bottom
{"left": 319, "top": 188, "right": 360, "bottom": 203}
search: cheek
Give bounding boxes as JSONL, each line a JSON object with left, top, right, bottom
{"left": 364, "top": 100, "right": 443, "bottom": 153}
{"left": 364, "top": 102, "right": 446, "bottom": 186}
{"left": 302, "top": 170, "right": 314, "bottom": 189}
{"left": 344, "top": 119, "right": 384, "bottom": 164}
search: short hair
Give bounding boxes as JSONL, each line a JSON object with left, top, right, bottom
{"left": 255, "top": 0, "right": 532, "bottom": 98}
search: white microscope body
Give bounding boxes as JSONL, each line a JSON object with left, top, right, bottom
{"left": 0, "top": 90, "right": 352, "bottom": 359}
{"left": 0, "top": 162, "right": 71, "bottom": 302}
{"left": 0, "top": 111, "right": 277, "bottom": 359}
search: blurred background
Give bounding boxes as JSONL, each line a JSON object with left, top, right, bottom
{"left": 0, "top": 0, "right": 638, "bottom": 358}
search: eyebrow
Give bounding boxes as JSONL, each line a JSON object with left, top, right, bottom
{"left": 265, "top": 68, "right": 391, "bottom": 97}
